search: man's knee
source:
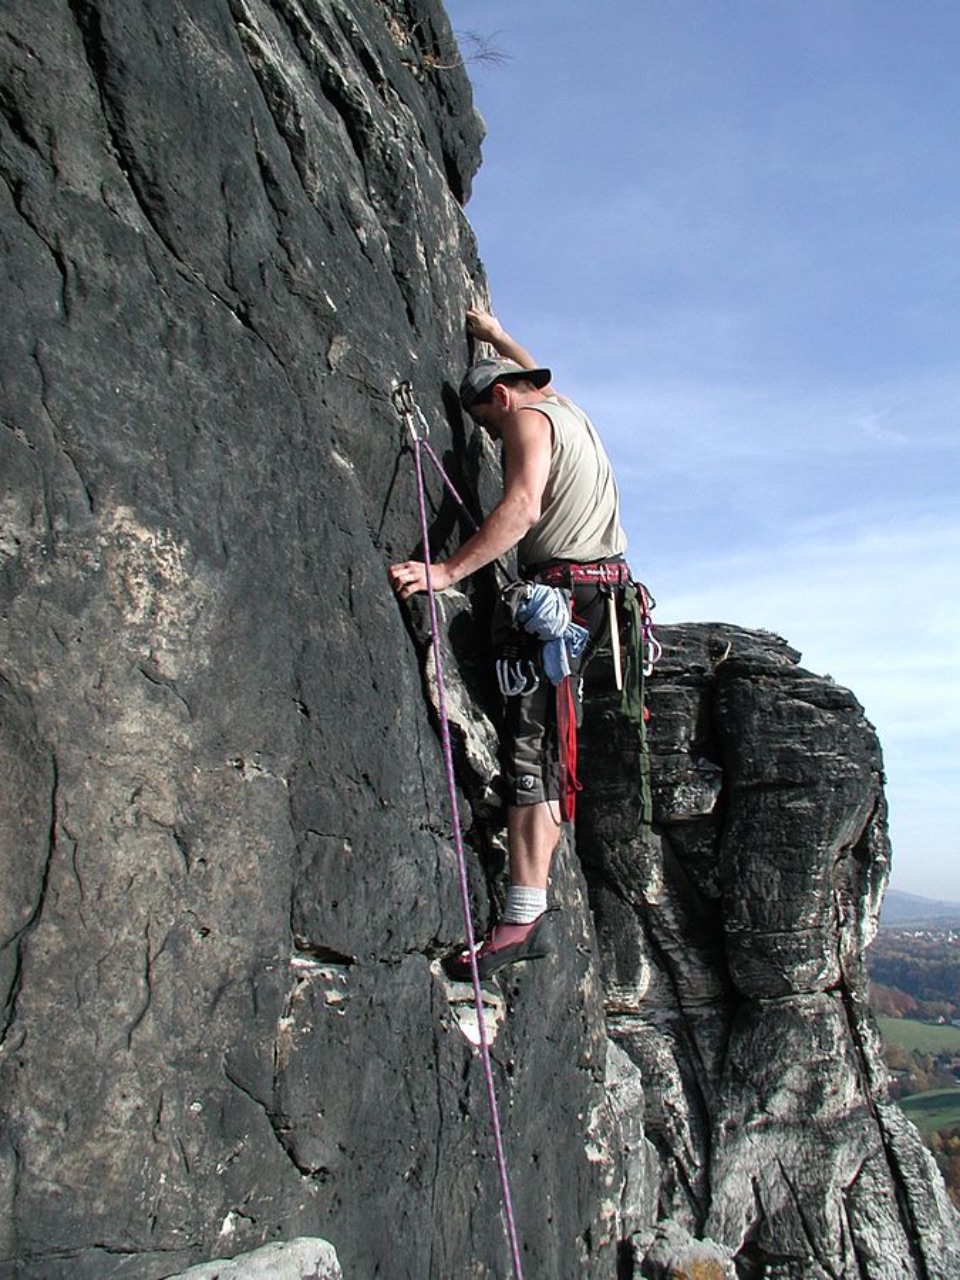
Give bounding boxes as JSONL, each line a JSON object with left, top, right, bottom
{"left": 506, "top": 768, "right": 558, "bottom": 807}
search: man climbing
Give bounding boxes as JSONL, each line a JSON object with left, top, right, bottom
{"left": 389, "top": 308, "right": 632, "bottom": 980}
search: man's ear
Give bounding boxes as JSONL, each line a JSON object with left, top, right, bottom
{"left": 491, "top": 381, "right": 511, "bottom": 409}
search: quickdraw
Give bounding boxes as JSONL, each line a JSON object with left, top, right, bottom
{"left": 392, "top": 380, "right": 483, "bottom": 536}
{"left": 636, "top": 581, "right": 662, "bottom": 678}
{"left": 392, "top": 379, "right": 430, "bottom": 444}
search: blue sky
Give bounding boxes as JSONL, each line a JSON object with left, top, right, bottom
{"left": 443, "top": 0, "right": 960, "bottom": 901}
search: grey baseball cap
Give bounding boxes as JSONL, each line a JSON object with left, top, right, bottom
{"left": 459, "top": 357, "right": 552, "bottom": 410}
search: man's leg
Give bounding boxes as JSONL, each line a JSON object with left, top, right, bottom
{"left": 444, "top": 579, "right": 618, "bottom": 978}
{"left": 506, "top": 800, "right": 562, "bottom": 890}
{"left": 492, "top": 800, "right": 562, "bottom": 931}
{"left": 444, "top": 802, "right": 557, "bottom": 976}
{"left": 500, "top": 582, "right": 609, "bottom": 911}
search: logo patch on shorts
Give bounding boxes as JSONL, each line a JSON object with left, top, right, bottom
{"left": 518, "top": 774, "right": 537, "bottom": 792}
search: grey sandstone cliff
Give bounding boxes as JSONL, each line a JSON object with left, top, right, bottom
{"left": 0, "top": 3, "right": 957, "bottom": 1279}
{"left": 581, "top": 626, "right": 960, "bottom": 1277}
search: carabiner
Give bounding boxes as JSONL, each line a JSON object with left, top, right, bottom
{"left": 392, "top": 380, "right": 430, "bottom": 444}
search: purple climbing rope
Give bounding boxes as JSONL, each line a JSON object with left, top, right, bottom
{"left": 419, "top": 437, "right": 479, "bottom": 533}
{"left": 397, "top": 383, "right": 524, "bottom": 1280}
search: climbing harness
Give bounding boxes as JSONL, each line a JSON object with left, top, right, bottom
{"left": 497, "top": 579, "right": 594, "bottom": 821}
{"left": 508, "top": 582, "right": 590, "bottom": 685}
{"left": 392, "top": 381, "right": 525, "bottom": 1280}
{"left": 531, "top": 560, "right": 660, "bottom": 824}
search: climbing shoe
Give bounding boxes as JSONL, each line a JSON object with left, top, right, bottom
{"left": 443, "top": 911, "right": 555, "bottom": 982}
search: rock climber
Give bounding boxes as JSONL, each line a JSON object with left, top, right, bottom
{"left": 389, "top": 308, "right": 632, "bottom": 980}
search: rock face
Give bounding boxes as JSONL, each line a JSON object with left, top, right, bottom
{"left": 0, "top": 4, "right": 957, "bottom": 1279}
{"left": 580, "top": 626, "right": 960, "bottom": 1276}
{"left": 167, "top": 1237, "right": 341, "bottom": 1280}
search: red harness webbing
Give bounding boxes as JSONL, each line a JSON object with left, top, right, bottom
{"left": 557, "top": 675, "right": 582, "bottom": 821}
{"left": 532, "top": 559, "right": 631, "bottom": 589}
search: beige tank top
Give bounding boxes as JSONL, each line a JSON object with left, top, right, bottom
{"left": 518, "top": 396, "right": 627, "bottom": 573}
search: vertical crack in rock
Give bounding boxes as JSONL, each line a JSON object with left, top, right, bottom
{"left": 125, "top": 922, "right": 171, "bottom": 1050}
{"left": 222, "top": 1058, "right": 305, "bottom": 1179}
{"left": 399, "top": 588, "right": 505, "bottom": 905}
{"left": 865, "top": 1099, "right": 938, "bottom": 1280}
{"left": 65, "top": 0, "right": 180, "bottom": 264}
{"left": 34, "top": 346, "right": 97, "bottom": 517}
{"left": 774, "top": 1155, "right": 836, "bottom": 1276}
{"left": 0, "top": 181, "right": 71, "bottom": 320}
{"left": 0, "top": 752, "right": 58, "bottom": 1048}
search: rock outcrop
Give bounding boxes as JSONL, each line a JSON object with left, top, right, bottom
{"left": 1, "top": 3, "right": 957, "bottom": 1278}
{"left": 168, "top": 1237, "right": 341, "bottom": 1280}
{"left": 580, "top": 625, "right": 960, "bottom": 1276}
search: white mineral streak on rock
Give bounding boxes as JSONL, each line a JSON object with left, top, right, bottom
{"left": 101, "top": 504, "right": 216, "bottom": 678}
{"left": 433, "top": 960, "right": 505, "bottom": 1046}
{"left": 166, "top": 1236, "right": 342, "bottom": 1279}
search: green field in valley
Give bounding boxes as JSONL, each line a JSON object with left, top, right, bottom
{"left": 899, "top": 1088, "right": 960, "bottom": 1135}
{"left": 877, "top": 1016, "right": 960, "bottom": 1054}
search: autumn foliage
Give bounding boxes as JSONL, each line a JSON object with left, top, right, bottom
{"left": 868, "top": 924, "right": 960, "bottom": 1207}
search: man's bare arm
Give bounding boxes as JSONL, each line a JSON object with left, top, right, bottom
{"left": 388, "top": 407, "right": 551, "bottom": 599}
{"left": 466, "top": 308, "right": 559, "bottom": 398}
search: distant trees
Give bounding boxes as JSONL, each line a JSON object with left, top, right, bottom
{"left": 884, "top": 1051, "right": 955, "bottom": 1099}
{"left": 870, "top": 982, "right": 919, "bottom": 1018}
{"left": 868, "top": 925, "right": 960, "bottom": 1207}
{"left": 929, "top": 1126, "right": 960, "bottom": 1210}
{"left": 868, "top": 927, "right": 960, "bottom": 1021}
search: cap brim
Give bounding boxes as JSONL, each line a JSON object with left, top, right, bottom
{"left": 465, "top": 368, "right": 552, "bottom": 408}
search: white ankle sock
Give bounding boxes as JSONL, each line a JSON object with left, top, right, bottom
{"left": 501, "top": 885, "right": 547, "bottom": 925}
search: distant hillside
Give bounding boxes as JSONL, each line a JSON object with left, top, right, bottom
{"left": 882, "top": 889, "right": 960, "bottom": 928}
